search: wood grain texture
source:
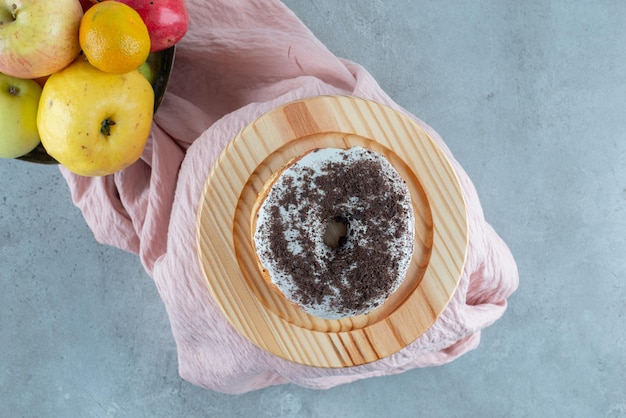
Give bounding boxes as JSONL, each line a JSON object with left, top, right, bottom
{"left": 196, "top": 96, "right": 468, "bottom": 367}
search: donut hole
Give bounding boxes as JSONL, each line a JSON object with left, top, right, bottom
{"left": 323, "top": 216, "right": 349, "bottom": 249}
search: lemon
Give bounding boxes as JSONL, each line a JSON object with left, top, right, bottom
{"left": 79, "top": 1, "right": 151, "bottom": 74}
{"left": 37, "top": 57, "right": 154, "bottom": 176}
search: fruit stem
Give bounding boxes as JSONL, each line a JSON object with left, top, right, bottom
{"left": 101, "top": 118, "right": 116, "bottom": 136}
{"left": 11, "top": 3, "right": 17, "bottom": 20}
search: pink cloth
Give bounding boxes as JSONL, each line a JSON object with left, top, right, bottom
{"left": 60, "top": 0, "right": 519, "bottom": 394}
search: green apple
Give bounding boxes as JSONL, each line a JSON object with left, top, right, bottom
{"left": 138, "top": 60, "right": 157, "bottom": 85}
{"left": 0, "top": 72, "right": 41, "bottom": 158}
{"left": 0, "top": 0, "right": 83, "bottom": 79}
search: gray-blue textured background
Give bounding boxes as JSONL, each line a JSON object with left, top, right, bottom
{"left": 2, "top": 1, "right": 625, "bottom": 416}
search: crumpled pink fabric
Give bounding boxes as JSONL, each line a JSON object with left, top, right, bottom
{"left": 60, "top": 0, "right": 519, "bottom": 394}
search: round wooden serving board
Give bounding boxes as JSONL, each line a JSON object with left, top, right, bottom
{"left": 197, "top": 95, "right": 468, "bottom": 368}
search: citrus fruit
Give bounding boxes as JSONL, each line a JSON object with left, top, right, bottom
{"left": 37, "top": 57, "right": 154, "bottom": 176}
{"left": 79, "top": 1, "right": 151, "bottom": 74}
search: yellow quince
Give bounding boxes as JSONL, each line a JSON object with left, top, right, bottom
{"left": 37, "top": 57, "right": 154, "bottom": 176}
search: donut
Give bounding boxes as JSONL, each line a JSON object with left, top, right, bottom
{"left": 252, "top": 146, "right": 414, "bottom": 319}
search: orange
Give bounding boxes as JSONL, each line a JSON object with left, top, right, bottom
{"left": 79, "top": 1, "right": 151, "bottom": 74}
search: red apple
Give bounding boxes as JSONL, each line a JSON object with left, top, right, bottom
{"left": 112, "top": 0, "right": 188, "bottom": 52}
{"left": 78, "top": 0, "right": 99, "bottom": 12}
{"left": 0, "top": 0, "right": 83, "bottom": 79}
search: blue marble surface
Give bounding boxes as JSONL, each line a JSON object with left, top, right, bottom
{"left": 1, "top": 1, "right": 625, "bottom": 416}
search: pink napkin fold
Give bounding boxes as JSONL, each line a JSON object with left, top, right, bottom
{"left": 60, "top": 0, "right": 519, "bottom": 394}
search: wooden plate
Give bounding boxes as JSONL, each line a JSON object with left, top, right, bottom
{"left": 197, "top": 95, "right": 468, "bottom": 368}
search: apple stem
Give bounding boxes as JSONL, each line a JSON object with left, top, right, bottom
{"left": 101, "top": 119, "right": 116, "bottom": 136}
{"left": 11, "top": 4, "right": 17, "bottom": 20}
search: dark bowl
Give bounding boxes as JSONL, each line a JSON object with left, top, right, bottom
{"left": 16, "top": 46, "right": 176, "bottom": 165}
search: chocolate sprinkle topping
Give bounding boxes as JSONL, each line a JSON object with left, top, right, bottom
{"left": 254, "top": 148, "right": 413, "bottom": 318}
